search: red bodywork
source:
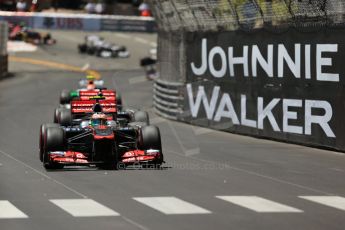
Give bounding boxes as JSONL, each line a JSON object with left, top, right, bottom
{"left": 71, "top": 100, "right": 117, "bottom": 114}
{"left": 48, "top": 124, "right": 162, "bottom": 166}
{"left": 49, "top": 150, "right": 161, "bottom": 165}
{"left": 93, "top": 125, "right": 114, "bottom": 140}
{"left": 71, "top": 90, "right": 117, "bottom": 114}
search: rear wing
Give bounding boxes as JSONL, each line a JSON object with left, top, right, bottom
{"left": 71, "top": 100, "right": 117, "bottom": 114}
{"left": 78, "top": 90, "right": 116, "bottom": 101}
{"left": 79, "top": 90, "right": 115, "bottom": 96}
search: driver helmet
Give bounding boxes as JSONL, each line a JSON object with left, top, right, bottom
{"left": 90, "top": 113, "right": 107, "bottom": 127}
{"left": 87, "top": 80, "right": 95, "bottom": 90}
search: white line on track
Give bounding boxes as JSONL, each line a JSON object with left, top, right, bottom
{"left": 216, "top": 196, "right": 303, "bottom": 213}
{"left": 133, "top": 197, "right": 211, "bottom": 215}
{"left": 0, "top": 149, "right": 88, "bottom": 199}
{"left": 7, "top": 41, "right": 37, "bottom": 53}
{"left": 50, "top": 199, "right": 120, "bottom": 217}
{"left": 0, "top": 149, "right": 150, "bottom": 229}
{"left": 0, "top": 201, "right": 28, "bottom": 219}
{"left": 299, "top": 196, "right": 345, "bottom": 211}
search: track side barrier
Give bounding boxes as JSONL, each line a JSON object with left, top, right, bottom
{"left": 153, "top": 79, "right": 184, "bottom": 120}
{"left": 151, "top": 0, "right": 345, "bottom": 151}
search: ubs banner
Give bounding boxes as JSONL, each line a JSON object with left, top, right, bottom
{"left": 184, "top": 29, "right": 345, "bottom": 150}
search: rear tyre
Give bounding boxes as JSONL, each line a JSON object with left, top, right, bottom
{"left": 39, "top": 123, "right": 59, "bottom": 162}
{"left": 54, "top": 107, "right": 62, "bottom": 123}
{"left": 78, "top": 44, "right": 87, "bottom": 53}
{"left": 43, "top": 127, "right": 65, "bottom": 169}
{"left": 116, "top": 92, "right": 122, "bottom": 111}
{"left": 57, "top": 108, "right": 72, "bottom": 126}
{"left": 133, "top": 111, "right": 149, "bottom": 125}
{"left": 60, "top": 89, "right": 71, "bottom": 104}
{"left": 139, "top": 126, "right": 163, "bottom": 167}
{"left": 87, "top": 47, "right": 96, "bottom": 55}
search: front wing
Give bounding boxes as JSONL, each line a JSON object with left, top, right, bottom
{"left": 48, "top": 149, "right": 161, "bottom": 166}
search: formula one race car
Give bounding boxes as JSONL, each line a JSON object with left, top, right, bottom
{"left": 55, "top": 88, "right": 123, "bottom": 123}
{"left": 39, "top": 99, "right": 163, "bottom": 170}
{"left": 78, "top": 35, "right": 129, "bottom": 58}
{"left": 140, "top": 48, "right": 158, "bottom": 80}
{"left": 56, "top": 75, "right": 122, "bottom": 116}
{"left": 9, "top": 23, "right": 56, "bottom": 45}
{"left": 58, "top": 87, "right": 121, "bottom": 107}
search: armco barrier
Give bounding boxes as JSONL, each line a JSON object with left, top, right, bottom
{"left": 0, "top": 11, "right": 156, "bottom": 32}
{"left": 153, "top": 79, "right": 184, "bottom": 120}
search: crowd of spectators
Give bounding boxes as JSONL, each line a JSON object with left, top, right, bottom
{"left": 151, "top": 0, "right": 345, "bottom": 31}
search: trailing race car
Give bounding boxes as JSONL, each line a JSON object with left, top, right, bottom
{"left": 59, "top": 88, "right": 121, "bottom": 107}
{"left": 9, "top": 23, "right": 56, "bottom": 45}
{"left": 55, "top": 88, "right": 123, "bottom": 123}
{"left": 56, "top": 75, "right": 122, "bottom": 117}
{"left": 78, "top": 35, "right": 130, "bottom": 58}
{"left": 140, "top": 48, "right": 158, "bottom": 80}
{"left": 55, "top": 95, "right": 115, "bottom": 125}
{"left": 39, "top": 100, "right": 162, "bottom": 170}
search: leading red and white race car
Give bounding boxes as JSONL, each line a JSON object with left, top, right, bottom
{"left": 40, "top": 99, "right": 163, "bottom": 170}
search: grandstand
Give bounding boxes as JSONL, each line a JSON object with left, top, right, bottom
{"left": 150, "top": 0, "right": 345, "bottom": 32}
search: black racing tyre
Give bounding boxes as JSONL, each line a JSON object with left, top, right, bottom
{"left": 43, "top": 127, "right": 65, "bottom": 169}
{"left": 116, "top": 92, "right": 122, "bottom": 111}
{"left": 139, "top": 126, "right": 161, "bottom": 151}
{"left": 57, "top": 108, "right": 72, "bottom": 126}
{"left": 39, "top": 123, "right": 59, "bottom": 162}
{"left": 54, "top": 107, "right": 62, "bottom": 123}
{"left": 139, "top": 126, "right": 163, "bottom": 166}
{"left": 78, "top": 44, "right": 87, "bottom": 53}
{"left": 60, "top": 89, "right": 71, "bottom": 104}
{"left": 140, "top": 57, "right": 157, "bottom": 67}
{"left": 133, "top": 111, "right": 149, "bottom": 125}
{"left": 87, "top": 47, "right": 96, "bottom": 55}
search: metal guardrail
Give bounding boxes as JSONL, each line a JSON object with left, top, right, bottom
{"left": 153, "top": 79, "right": 184, "bottom": 120}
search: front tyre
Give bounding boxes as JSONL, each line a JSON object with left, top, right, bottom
{"left": 39, "top": 123, "right": 59, "bottom": 162}
{"left": 43, "top": 127, "right": 65, "bottom": 169}
{"left": 139, "top": 125, "right": 163, "bottom": 167}
{"left": 116, "top": 92, "right": 122, "bottom": 111}
{"left": 133, "top": 111, "right": 149, "bottom": 125}
{"left": 57, "top": 108, "right": 72, "bottom": 126}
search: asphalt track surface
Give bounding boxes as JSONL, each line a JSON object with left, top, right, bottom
{"left": 1, "top": 30, "right": 345, "bottom": 230}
